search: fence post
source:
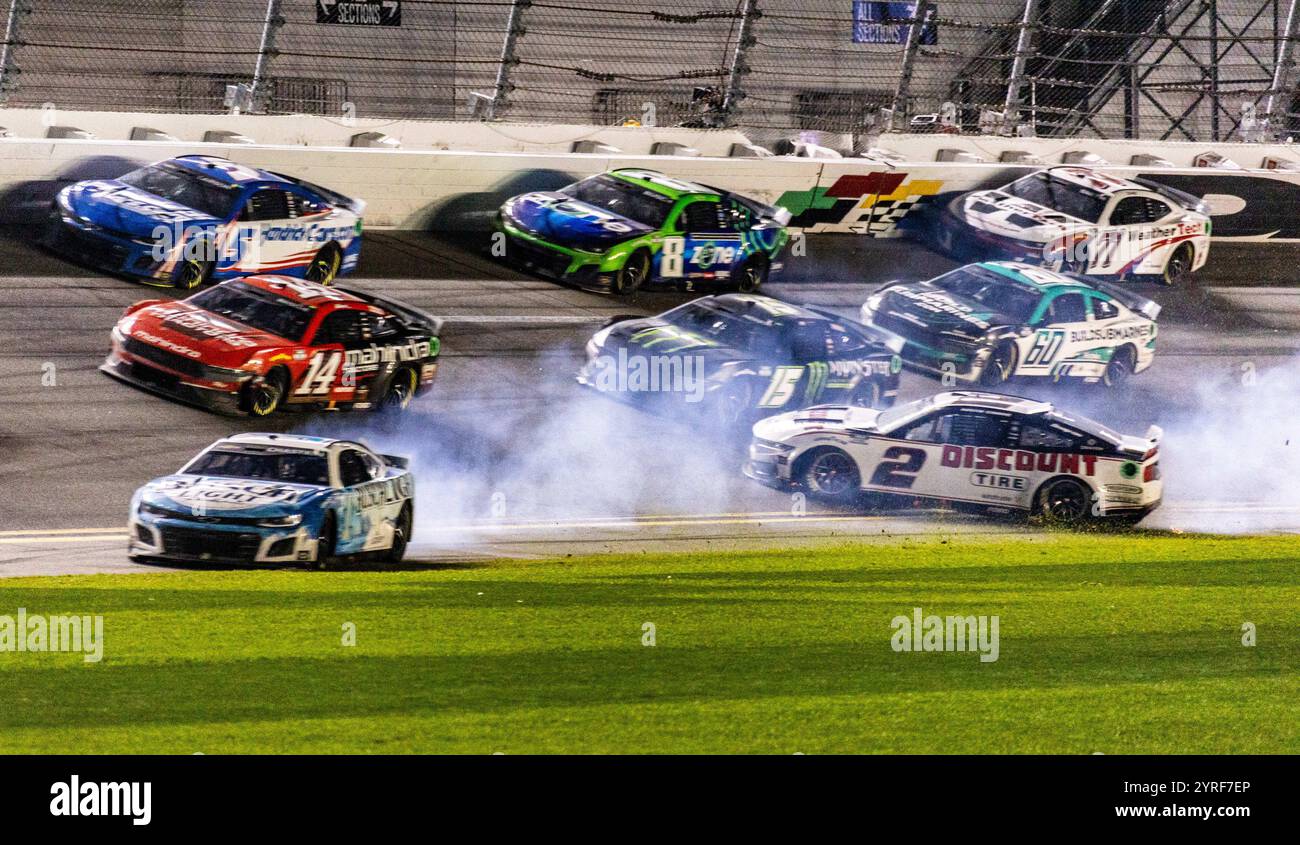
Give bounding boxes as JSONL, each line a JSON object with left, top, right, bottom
{"left": 0, "top": 0, "right": 28, "bottom": 106}
{"left": 719, "top": 0, "right": 760, "bottom": 126}
{"left": 1263, "top": 0, "right": 1300, "bottom": 136}
{"left": 891, "top": 0, "right": 935, "bottom": 130}
{"left": 487, "top": 0, "right": 530, "bottom": 120}
{"left": 1002, "top": 0, "right": 1040, "bottom": 135}
{"left": 249, "top": 0, "right": 284, "bottom": 113}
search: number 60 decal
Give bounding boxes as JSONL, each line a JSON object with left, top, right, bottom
{"left": 868, "top": 446, "right": 927, "bottom": 489}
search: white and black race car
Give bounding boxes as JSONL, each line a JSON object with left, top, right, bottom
{"left": 860, "top": 261, "right": 1160, "bottom": 387}
{"left": 939, "top": 167, "right": 1210, "bottom": 285}
{"left": 129, "top": 433, "right": 413, "bottom": 569}
{"left": 746, "top": 391, "right": 1162, "bottom": 523}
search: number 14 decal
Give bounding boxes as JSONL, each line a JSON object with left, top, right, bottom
{"left": 295, "top": 351, "right": 342, "bottom": 395}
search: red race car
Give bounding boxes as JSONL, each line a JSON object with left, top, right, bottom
{"left": 102, "top": 275, "right": 441, "bottom": 416}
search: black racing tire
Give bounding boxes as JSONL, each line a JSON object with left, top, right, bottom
{"left": 796, "top": 447, "right": 862, "bottom": 504}
{"left": 611, "top": 249, "right": 651, "bottom": 295}
{"left": 376, "top": 366, "right": 419, "bottom": 413}
{"left": 979, "top": 342, "right": 1017, "bottom": 387}
{"left": 306, "top": 244, "right": 343, "bottom": 286}
{"left": 1034, "top": 477, "right": 1094, "bottom": 524}
{"left": 246, "top": 368, "right": 288, "bottom": 417}
{"left": 849, "top": 378, "right": 883, "bottom": 409}
{"left": 1102, "top": 345, "right": 1136, "bottom": 389}
{"left": 387, "top": 505, "right": 412, "bottom": 564}
{"left": 175, "top": 258, "right": 213, "bottom": 291}
{"left": 313, "top": 512, "right": 342, "bottom": 570}
{"left": 734, "top": 254, "right": 770, "bottom": 293}
{"left": 708, "top": 379, "right": 754, "bottom": 429}
{"left": 1158, "top": 243, "right": 1194, "bottom": 286}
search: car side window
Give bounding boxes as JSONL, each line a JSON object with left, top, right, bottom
{"left": 826, "top": 322, "right": 871, "bottom": 356}
{"left": 313, "top": 310, "right": 366, "bottom": 346}
{"left": 1016, "top": 420, "right": 1078, "bottom": 451}
{"left": 359, "top": 451, "right": 384, "bottom": 480}
{"left": 338, "top": 450, "right": 370, "bottom": 487}
{"left": 786, "top": 323, "right": 830, "bottom": 363}
{"left": 682, "top": 200, "right": 729, "bottom": 233}
{"left": 1109, "top": 197, "right": 1147, "bottom": 226}
{"left": 942, "top": 411, "right": 1012, "bottom": 447}
{"left": 727, "top": 199, "right": 753, "bottom": 230}
{"left": 1091, "top": 297, "right": 1119, "bottom": 321}
{"left": 1047, "top": 293, "right": 1087, "bottom": 324}
{"left": 1143, "top": 197, "right": 1172, "bottom": 222}
{"left": 241, "top": 189, "right": 292, "bottom": 221}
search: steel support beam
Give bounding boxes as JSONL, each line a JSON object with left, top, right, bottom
{"left": 249, "top": 0, "right": 284, "bottom": 113}
{"left": 719, "top": 0, "right": 760, "bottom": 126}
{"left": 1002, "top": 0, "right": 1041, "bottom": 134}
{"left": 487, "top": 0, "right": 530, "bottom": 120}
{"left": 1264, "top": 0, "right": 1300, "bottom": 131}
{"left": 890, "top": 0, "right": 936, "bottom": 129}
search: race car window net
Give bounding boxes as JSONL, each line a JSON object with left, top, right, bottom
{"left": 1003, "top": 173, "right": 1106, "bottom": 224}
{"left": 188, "top": 281, "right": 314, "bottom": 342}
{"left": 242, "top": 189, "right": 293, "bottom": 222}
{"left": 117, "top": 163, "right": 242, "bottom": 220}
{"left": 561, "top": 175, "right": 673, "bottom": 229}
{"left": 1091, "top": 298, "right": 1119, "bottom": 320}
{"left": 905, "top": 411, "right": 1012, "bottom": 447}
{"left": 929, "top": 266, "right": 1041, "bottom": 324}
{"left": 1047, "top": 294, "right": 1087, "bottom": 324}
{"left": 182, "top": 450, "right": 330, "bottom": 486}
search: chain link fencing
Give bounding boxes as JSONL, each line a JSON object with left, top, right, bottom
{"left": 0, "top": 0, "right": 1297, "bottom": 142}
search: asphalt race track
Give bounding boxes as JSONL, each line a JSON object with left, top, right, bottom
{"left": 2, "top": 227, "right": 1298, "bottom": 575}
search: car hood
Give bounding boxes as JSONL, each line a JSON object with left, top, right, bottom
{"left": 503, "top": 191, "right": 655, "bottom": 250}
{"left": 875, "top": 283, "right": 1015, "bottom": 338}
{"left": 63, "top": 181, "right": 222, "bottom": 238}
{"left": 119, "top": 300, "right": 293, "bottom": 367}
{"left": 753, "top": 405, "right": 883, "bottom": 441}
{"left": 139, "top": 475, "right": 327, "bottom": 518}
{"left": 955, "top": 190, "right": 1090, "bottom": 241}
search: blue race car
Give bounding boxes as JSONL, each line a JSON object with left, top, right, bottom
{"left": 47, "top": 155, "right": 364, "bottom": 290}
{"left": 129, "top": 433, "right": 412, "bottom": 569}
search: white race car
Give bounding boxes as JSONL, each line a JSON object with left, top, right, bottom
{"left": 939, "top": 167, "right": 1210, "bottom": 285}
{"left": 860, "top": 261, "right": 1160, "bottom": 387}
{"left": 745, "top": 391, "right": 1163, "bottom": 523}
{"left": 129, "top": 433, "right": 413, "bottom": 569}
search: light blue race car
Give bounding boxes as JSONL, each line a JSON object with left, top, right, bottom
{"left": 47, "top": 155, "right": 364, "bottom": 290}
{"left": 129, "top": 433, "right": 412, "bottom": 569}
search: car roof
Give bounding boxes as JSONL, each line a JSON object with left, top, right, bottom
{"left": 927, "top": 390, "right": 1055, "bottom": 415}
{"left": 1040, "top": 166, "right": 1147, "bottom": 196}
{"left": 216, "top": 433, "right": 345, "bottom": 453}
{"left": 606, "top": 168, "right": 720, "bottom": 200}
{"left": 168, "top": 154, "right": 293, "bottom": 188}
{"left": 705, "top": 293, "right": 826, "bottom": 324}
{"left": 975, "top": 261, "right": 1094, "bottom": 291}
{"left": 237, "top": 275, "right": 369, "bottom": 307}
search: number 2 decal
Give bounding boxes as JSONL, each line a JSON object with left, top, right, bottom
{"left": 869, "top": 446, "right": 927, "bottom": 489}
{"left": 295, "top": 351, "right": 342, "bottom": 395}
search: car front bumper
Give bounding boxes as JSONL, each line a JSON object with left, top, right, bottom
{"left": 47, "top": 216, "right": 177, "bottom": 284}
{"left": 130, "top": 516, "right": 318, "bottom": 565}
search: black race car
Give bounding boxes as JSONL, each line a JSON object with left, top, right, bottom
{"left": 578, "top": 293, "right": 902, "bottom": 426}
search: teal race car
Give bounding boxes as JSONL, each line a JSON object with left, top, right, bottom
{"left": 495, "top": 168, "right": 791, "bottom": 295}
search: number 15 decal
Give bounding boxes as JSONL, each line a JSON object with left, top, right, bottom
{"left": 868, "top": 446, "right": 927, "bottom": 489}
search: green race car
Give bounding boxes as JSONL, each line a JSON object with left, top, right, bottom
{"left": 496, "top": 168, "right": 792, "bottom": 295}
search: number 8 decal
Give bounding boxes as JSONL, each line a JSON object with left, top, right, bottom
{"left": 661, "top": 236, "right": 685, "bottom": 278}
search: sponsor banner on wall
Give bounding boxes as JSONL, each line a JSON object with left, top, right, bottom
{"left": 317, "top": 1, "right": 402, "bottom": 27}
{"left": 852, "top": 2, "right": 937, "bottom": 45}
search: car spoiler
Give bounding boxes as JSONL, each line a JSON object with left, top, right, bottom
{"left": 335, "top": 285, "right": 444, "bottom": 335}
{"left": 1088, "top": 279, "right": 1161, "bottom": 322}
{"left": 1130, "top": 176, "right": 1208, "bottom": 214}
{"left": 381, "top": 453, "right": 410, "bottom": 470}
{"left": 268, "top": 171, "right": 366, "bottom": 215}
